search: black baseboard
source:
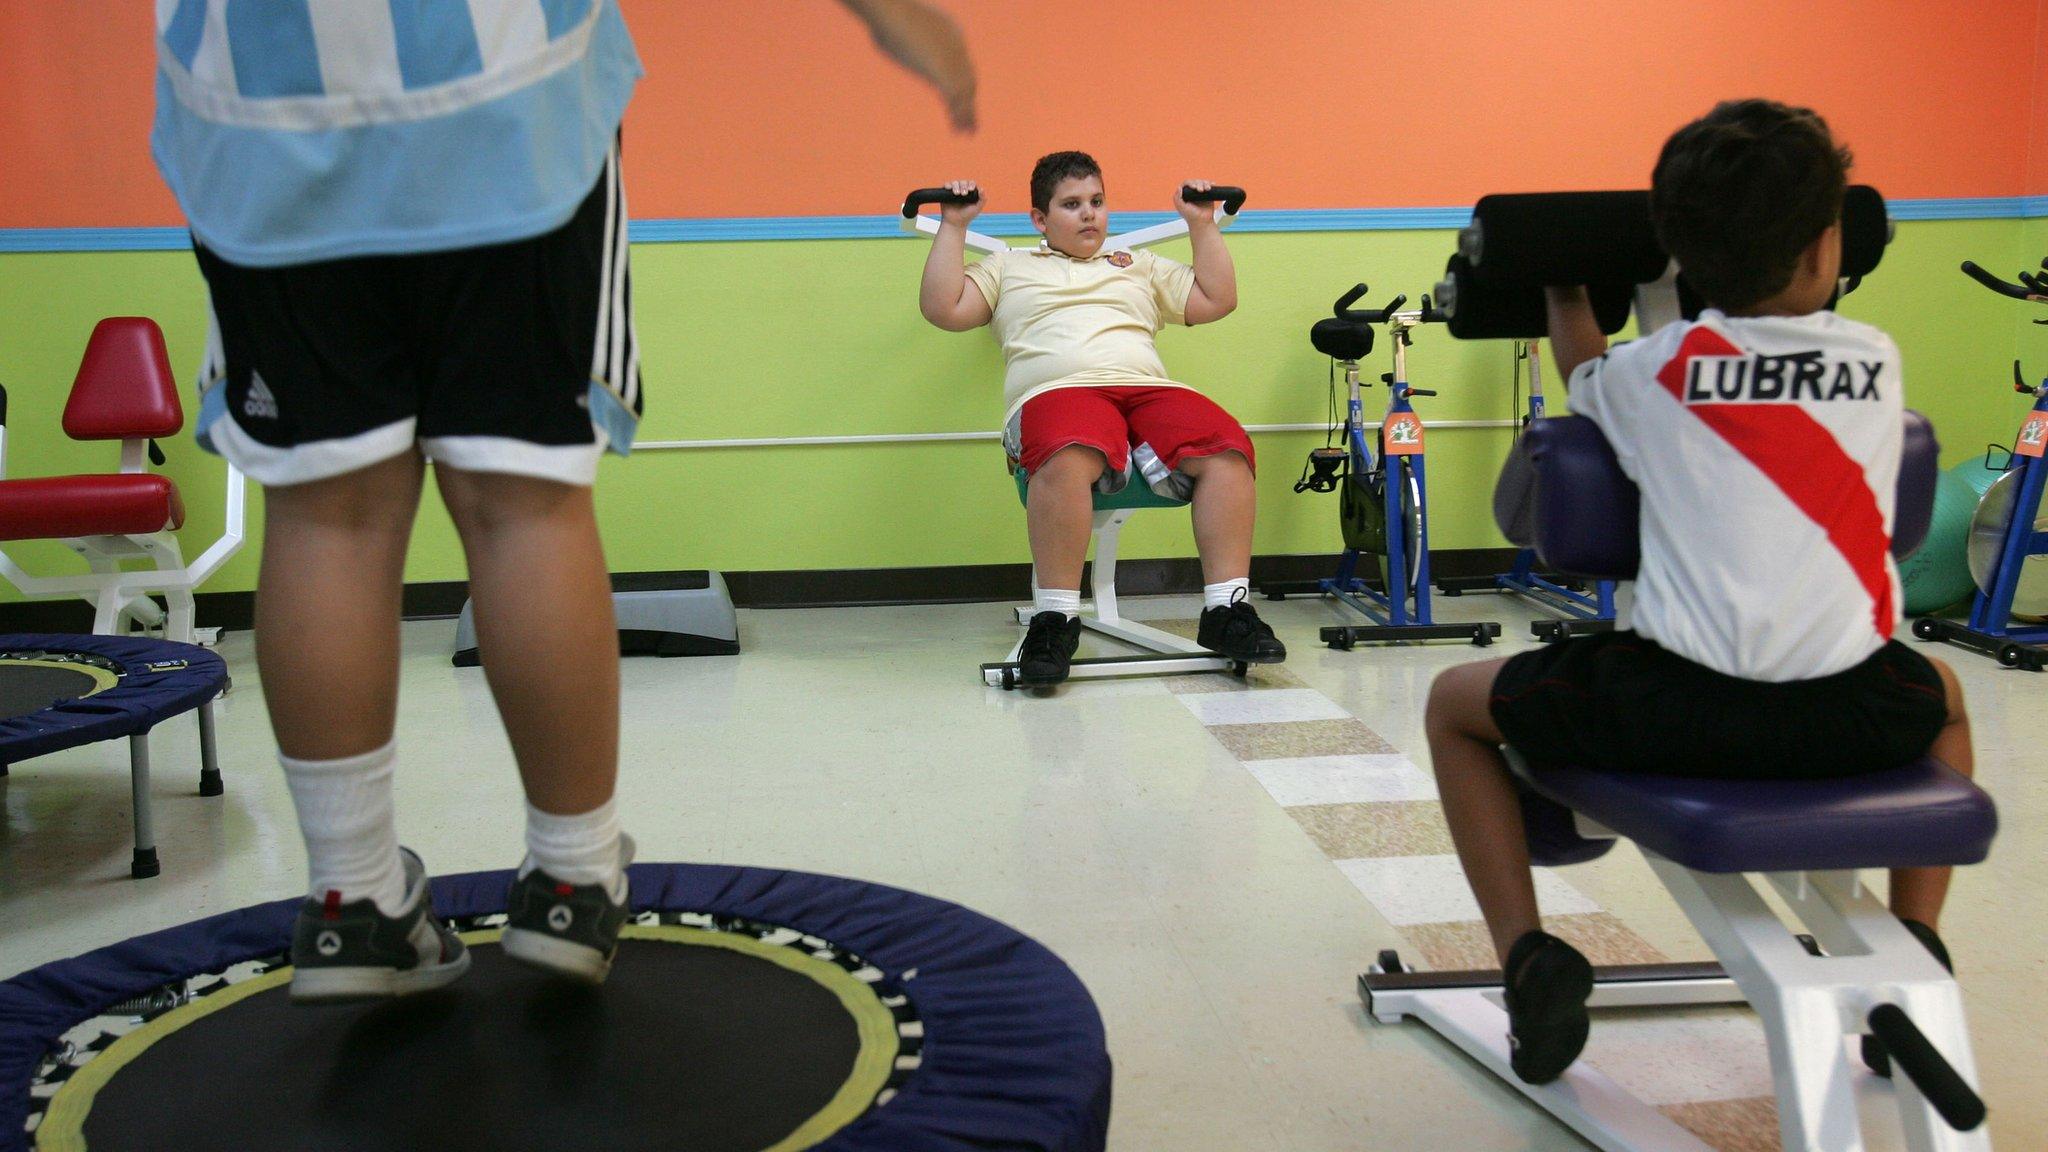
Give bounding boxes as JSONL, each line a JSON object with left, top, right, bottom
{"left": 0, "top": 549, "right": 1529, "bottom": 632}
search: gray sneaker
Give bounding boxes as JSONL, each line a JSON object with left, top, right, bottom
{"left": 289, "top": 848, "right": 471, "bottom": 1003}
{"left": 502, "top": 834, "right": 634, "bottom": 984}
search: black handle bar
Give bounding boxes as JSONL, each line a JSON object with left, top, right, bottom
{"left": 1331, "top": 283, "right": 1444, "bottom": 325}
{"left": 902, "top": 187, "right": 981, "bottom": 218}
{"left": 1961, "top": 259, "right": 2042, "bottom": 300}
{"left": 1865, "top": 1004, "right": 1987, "bottom": 1132}
{"left": 1181, "top": 185, "right": 1247, "bottom": 215}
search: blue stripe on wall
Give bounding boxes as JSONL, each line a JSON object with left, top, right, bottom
{"left": 5, "top": 197, "right": 2042, "bottom": 254}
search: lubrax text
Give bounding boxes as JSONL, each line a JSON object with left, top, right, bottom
{"left": 1684, "top": 353, "right": 1883, "bottom": 403}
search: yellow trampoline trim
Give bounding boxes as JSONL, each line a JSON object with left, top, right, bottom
{"left": 38, "top": 923, "right": 901, "bottom": 1152}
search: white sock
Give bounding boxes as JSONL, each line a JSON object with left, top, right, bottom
{"left": 1034, "top": 587, "right": 1081, "bottom": 618}
{"left": 280, "top": 741, "right": 408, "bottom": 916}
{"left": 523, "top": 795, "right": 628, "bottom": 902}
{"left": 1204, "top": 577, "right": 1251, "bottom": 609}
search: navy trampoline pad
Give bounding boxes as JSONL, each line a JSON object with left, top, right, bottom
{"left": 2, "top": 864, "right": 1113, "bottom": 1152}
{"left": 0, "top": 634, "right": 226, "bottom": 763}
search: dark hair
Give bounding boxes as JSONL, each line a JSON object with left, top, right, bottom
{"left": 1030, "top": 151, "right": 1103, "bottom": 214}
{"left": 1649, "top": 100, "right": 1852, "bottom": 311}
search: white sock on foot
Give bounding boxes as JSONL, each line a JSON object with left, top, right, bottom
{"left": 1203, "top": 577, "right": 1250, "bottom": 609}
{"left": 523, "top": 795, "right": 628, "bottom": 902}
{"left": 280, "top": 740, "right": 408, "bottom": 916}
{"left": 1034, "top": 587, "right": 1081, "bottom": 618}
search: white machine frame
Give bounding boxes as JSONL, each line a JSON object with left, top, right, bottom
{"left": 0, "top": 419, "right": 245, "bottom": 645}
{"left": 899, "top": 193, "right": 1253, "bottom": 687}
{"left": 1364, "top": 818, "right": 1991, "bottom": 1151}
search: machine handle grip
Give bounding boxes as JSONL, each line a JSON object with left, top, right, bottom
{"left": 1405, "top": 388, "right": 1438, "bottom": 397}
{"left": 1960, "top": 260, "right": 2036, "bottom": 300}
{"left": 902, "top": 187, "right": 981, "bottom": 218}
{"left": 1334, "top": 283, "right": 1370, "bottom": 314}
{"left": 1182, "top": 184, "right": 1247, "bottom": 214}
{"left": 1866, "top": 1004, "right": 1987, "bottom": 1132}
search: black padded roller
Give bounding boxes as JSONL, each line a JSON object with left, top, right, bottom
{"left": 1462, "top": 191, "right": 1667, "bottom": 286}
{"left": 1841, "top": 184, "right": 1890, "bottom": 278}
{"left": 1462, "top": 184, "right": 1889, "bottom": 286}
{"left": 1438, "top": 256, "right": 1634, "bottom": 340}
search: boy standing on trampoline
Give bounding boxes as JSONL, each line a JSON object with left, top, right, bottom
{"left": 152, "top": 0, "right": 975, "bottom": 1000}
{"left": 918, "top": 152, "right": 1286, "bottom": 685}
{"left": 1422, "top": 100, "right": 1974, "bottom": 1082}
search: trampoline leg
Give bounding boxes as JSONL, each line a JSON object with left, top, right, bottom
{"left": 130, "top": 733, "right": 160, "bottom": 879}
{"left": 197, "top": 701, "right": 223, "bottom": 797}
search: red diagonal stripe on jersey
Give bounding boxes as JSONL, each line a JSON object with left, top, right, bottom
{"left": 1655, "top": 327, "right": 1893, "bottom": 639}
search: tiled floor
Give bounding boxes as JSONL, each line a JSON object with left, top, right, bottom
{"left": 2, "top": 590, "right": 2041, "bottom": 1149}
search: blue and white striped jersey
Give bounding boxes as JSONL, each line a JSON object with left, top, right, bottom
{"left": 152, "top": 0, "right": 643, "bottom": 267}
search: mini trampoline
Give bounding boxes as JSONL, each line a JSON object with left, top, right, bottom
{"left": 0, "top": 633, "right": 228, "bottom": 878}
{"left": 1, "top": 863, "right": 1112, "bottom": 1152}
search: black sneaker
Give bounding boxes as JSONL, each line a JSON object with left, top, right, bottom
{"left": 289, "top": 848, "right": 471, "bottom": 1003}
{"left": 502, "top": 834, "right": 634, "bottom": 984}
{"left": 1197, "top": 594, "right": 1288, "bottom": 663}
{"left": 1862, "top": 918, "right": 1952, "bottom": 1076}
{"left": 1503, "top": 930, "right": 1595, "bottom": 1084}
{"left": 1017, "top": 611, "right": 1082, "bottom": 684}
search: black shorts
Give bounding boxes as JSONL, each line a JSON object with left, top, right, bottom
{"left": 191, "top": 148, "right": 641, "bottom": 488}
{"left": 1489, "top": 631, "right": 1948, "bottom": 780}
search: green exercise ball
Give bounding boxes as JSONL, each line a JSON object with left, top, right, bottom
{"left": 1899, "top": 465, "right": 1984, "bottom": 614}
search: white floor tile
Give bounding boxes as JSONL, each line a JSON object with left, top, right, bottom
{"left": 1335, "top": 854, "right": 1603, "bottom": 926}
{"left": 1175, "top": 687, "right": 1353, "bottom": 726}
{"left": 1245, "top": 753, "right": 1438, "bottom": 805}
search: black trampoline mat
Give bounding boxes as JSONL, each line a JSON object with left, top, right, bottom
{"left": 0, "top": 663, "right": 107, "bottom": 723}
{"left": 72, "top": 936, "right": 881, "bottom": 1152}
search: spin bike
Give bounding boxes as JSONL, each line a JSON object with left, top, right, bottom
{"left": 1911, "top": 256, "right": 2048, "bottom": 671}
{"left": 1262, "top": 285, "right": 1501, "bottom": 649}
{"left": 1436, "top": 339, "right": 1618, "bottom": 641}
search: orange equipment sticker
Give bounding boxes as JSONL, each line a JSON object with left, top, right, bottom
{"left": 1383, "top": 412, "right": 1425, "bottom": 455}
{"left": 2017, "top": 412, "right": 2048, "bottom": 458}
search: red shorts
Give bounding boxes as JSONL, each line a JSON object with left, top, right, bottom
{"left": 1013, "top": 386, "right": 1255, "bottom": 479}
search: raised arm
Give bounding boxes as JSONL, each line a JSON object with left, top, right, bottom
{"left": 1176, "top": 180, "right": 1238, "bottom": 325}
{"left": 918, "top": 180, "right": 994, "bottom": 331}
{"left": 837, "top": 0, "right": 977, "bottom": 132}
{"left": 1545, "top": 285, "right": 1609, "bottom": 383}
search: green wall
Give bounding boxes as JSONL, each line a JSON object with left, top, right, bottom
{"left": 0, "top": 216, "right": 2035, "bottom": 601}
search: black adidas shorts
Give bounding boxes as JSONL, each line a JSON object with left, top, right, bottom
{"left": 1489, "top": 631, "right": 1948, "bottom": 779}
{"left": 192, "top": 149, "right": 642, "bottom": 488}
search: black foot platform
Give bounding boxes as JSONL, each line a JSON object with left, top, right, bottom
{"left": 1321, "top": 622, "right": 1500, "bottom": 650}
{"left": 1912, "top": 615, "right": 2047, "bottom": 670}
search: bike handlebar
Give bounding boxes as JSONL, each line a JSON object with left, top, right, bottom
{"left": 1961, "top": 259, "right": 2044, "bottom": 300}
{"left": 1330, "top": 283, "right": 1445, "bottom": 325}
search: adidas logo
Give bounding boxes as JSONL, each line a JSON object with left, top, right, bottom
{"left": 243, "top": 373, "right": 279, "bottom": 421}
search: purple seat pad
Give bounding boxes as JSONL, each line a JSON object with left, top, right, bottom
{"left": 1515, "top": 755, "right": 1996, "bottom": 873}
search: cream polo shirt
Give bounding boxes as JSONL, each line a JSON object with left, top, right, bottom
{"left": 964, "top": 243, "right": 1199, "bottom": 419}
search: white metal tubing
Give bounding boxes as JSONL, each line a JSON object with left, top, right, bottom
{"left": 903, "top": 212, "right": 1009, "bottom": 256}
{"left": 1384, "top": 988, "right": 1717, "bottom": 1152}
{"left": 1089, "top": 509, "right": 1130, "bottom": 624}
{"left": 184, "top": 463, "right": 247, "bottom": 585}
{"left": 118, "top": 438, "right": 146, "bottom": 473}
{"left": 197, "top": 700, "right": 219, "bottom": 774}
{"left": 1650, "top": 858, "right": 1990, "bottom": 1151}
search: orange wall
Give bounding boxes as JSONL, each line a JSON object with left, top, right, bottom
{"left": 0, "top": 0, "right": 2038, "bottom": 229}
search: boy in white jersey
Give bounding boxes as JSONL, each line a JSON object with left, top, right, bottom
{"left": 1423, "top": 101, "right": 1973, "bottom": 1083}
{"left": 154, "top": 0, "right": 975, "bottom": 1001}
{"left": 919, "top": 152, "right": 1286, "bottom": 685}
